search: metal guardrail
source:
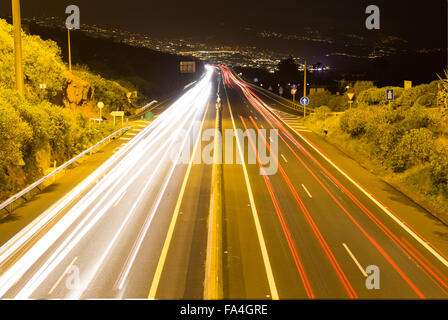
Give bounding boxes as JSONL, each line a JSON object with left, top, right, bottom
{"left": 238, "top": 76, "right": 314, "bottom": 115}
{"left": 0, "top": 126, "right": 134, "bottom": 214}
{"left": 135, "top": 100, "right": 158, "bottom": 115}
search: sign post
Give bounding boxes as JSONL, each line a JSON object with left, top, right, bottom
{"left": 300, "top": 96, "right": 310, "bottom": 118}
{"left": 111, "top": 111, "right": 124, "bottom": 127}
{"left": 291, "top": 84, "right": 297, "bottom": 104}
{"left": 97, "top": 101, "right": 104, "bottom": 120}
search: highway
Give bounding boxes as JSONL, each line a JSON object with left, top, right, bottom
{"left": 219, "top": 66, "right": 448, "bottom": 299}
{"left": 0, "top": 66, "right": 215, "bottom": 299}
{"left": 0, "top": 65, "right": 447, "bottom": 299}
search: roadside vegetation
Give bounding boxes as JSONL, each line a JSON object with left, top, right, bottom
{"left": 0, "top": 19, "right": 133, "bottom": 201}
{"left": 304, "top": 78, "right": 448, "bottom": 222}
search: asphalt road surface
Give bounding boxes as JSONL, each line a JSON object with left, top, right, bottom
{"left": 0, "top": 65, "right": 447, "bottom": 299}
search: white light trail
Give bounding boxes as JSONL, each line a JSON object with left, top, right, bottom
{"left": 0, "top": 67, "right": 214, "bottom": 298}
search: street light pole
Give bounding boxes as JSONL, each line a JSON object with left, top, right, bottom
{"left": 67, "top": 27, "right": 72, "bottom": 72}
{"left": 303, "top": 60, "right": 307, "bottom": 118}
{"left": 12, "top": 0, "right": 24, "bottom": 96}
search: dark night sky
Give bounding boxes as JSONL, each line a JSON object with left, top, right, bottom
{"left": 1, "top": 0, "right": 446, "bottom": 47}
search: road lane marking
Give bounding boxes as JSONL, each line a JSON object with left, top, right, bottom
{"left": 0, "top": 82, "right": 210, "bottom": 298}
{"left": 246, "top": 114, "right": 357, "bottom": 298}
{"left": 48, "top": 256, "right": 78, "bottom": 295}
{"left": 240, "top": 116, "right": 315, "bottom": 298}
{"left": 113, "top": 90, "right": 212, "bottom": 294}
{"left": 253, "top": 105, "right": 425, "bottom": 297}
{"left": 342, "top": 243, "right": 367, "bottom": 277}
{"left": 281, "top": 154, "right": 288, "bottom": 163}
{"left": 301, "top": 184, "right": 312, "bottom": 198}
{"left": 14, "top": 79, "right": 212, "bottom": 299}
{"left": 147, "top": 99, "right": 210, "bottom": 299}
{"left": 113, "top": 190, "right": 126, "bottom": 207}
{"left": 226, "top": 87, "right": 279, "bottom": 300}
{"left": 276, "top": 113, "right": 448, "bottom": 269}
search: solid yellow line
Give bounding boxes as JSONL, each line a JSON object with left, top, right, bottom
{"left": 204, "top": 107, "right": 223, "bottom": 299}
{"left": 48, "top": 256, "right": 78, "bottom": 295}
{"left": 225, "top": 86, "right": 279, "bottom": 300}
{"left": 147, "top": 101, "right": 210, "bottom": 299}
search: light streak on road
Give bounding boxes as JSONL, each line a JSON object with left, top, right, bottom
{"left": 0, "top": 66, "right": 214, "bottom": 299}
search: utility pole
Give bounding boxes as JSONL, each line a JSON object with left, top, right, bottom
{"left": 303, "top": 60, "right": 307, "bottom": 118}
{"left": 67, "top": 28, "right": 72, "bottom": 72}
{"left": 12, "top": 0, "right": 24, "bottom": 96}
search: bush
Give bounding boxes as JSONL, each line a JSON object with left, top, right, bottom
{"left": 313, "top": 106, "right": 331, "bottom": 120}
{"left": 304, "top": 79, "right": 448, "bottom": 216}
{"left": 74, "top": 69, "right": 133, "bottom": 113}
{"left": 0, "top": 19, "right": 65, "bottom": 101}
{"left": 339, "top": 108, "right": 370, "bottom": 137}
{"left": 388, "top": 128, "right": 434, "bottom": 172}
{"left": 430, "top": 140, "right": 448, "bottom": 195}
{"left": 327, "top": 95, "right": 347, "bottom": 111}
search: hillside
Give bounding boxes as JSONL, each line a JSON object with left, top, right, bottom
{"left": 0, "top": 19, "right": 134, "bottom": 201}
{"left": 304, "top": 80, "right": 448, "bottom": 222}
{"left": 28, "top": 22, "right": 204, "bottom": 100}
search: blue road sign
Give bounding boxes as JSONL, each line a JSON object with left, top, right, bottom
{"left": 386, "top": 89, "right": 394, "bottom": 101}
{"left": 300, "top": 96, "right": 309, "bottom": 106}
{"left": 254, "top": 77, "right": 259, "bottom": 83}
{"left": 291, "top": 84, "right": 297, "bottom": 89}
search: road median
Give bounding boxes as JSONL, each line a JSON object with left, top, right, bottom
{"left": 204, "top": 97, "right": 224, "bottom": 300}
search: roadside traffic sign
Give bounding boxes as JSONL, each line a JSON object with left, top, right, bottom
{"left": 386, "top": 89, "right": 394, "bottom": 101}
{"left": 346, "top": 92, "right": 355, "bottom": 101}
{"left": 97, "top": 101, "right": 104, "bottom": 119}
{"left": 300, "top": 96, "right": 309, "bottom": 106}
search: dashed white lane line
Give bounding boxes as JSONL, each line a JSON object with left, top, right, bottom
{"left": 301, "top": 184, "right": 312, "bottom": 198}
{"left": 281, "top": 154, "right": 288, "bottom": 163}
{"left": 342, "top": 243, "right": 368, "bottom": 277}
{"left": 227, "top": 89, "right": 279, "bottom": 300}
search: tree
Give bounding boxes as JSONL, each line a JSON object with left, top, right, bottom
{"left": 437, "top": 70, "right": 448, "bottom": 109}
{"left": 276, "top": 57, "right": 300, "bottom": 85}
